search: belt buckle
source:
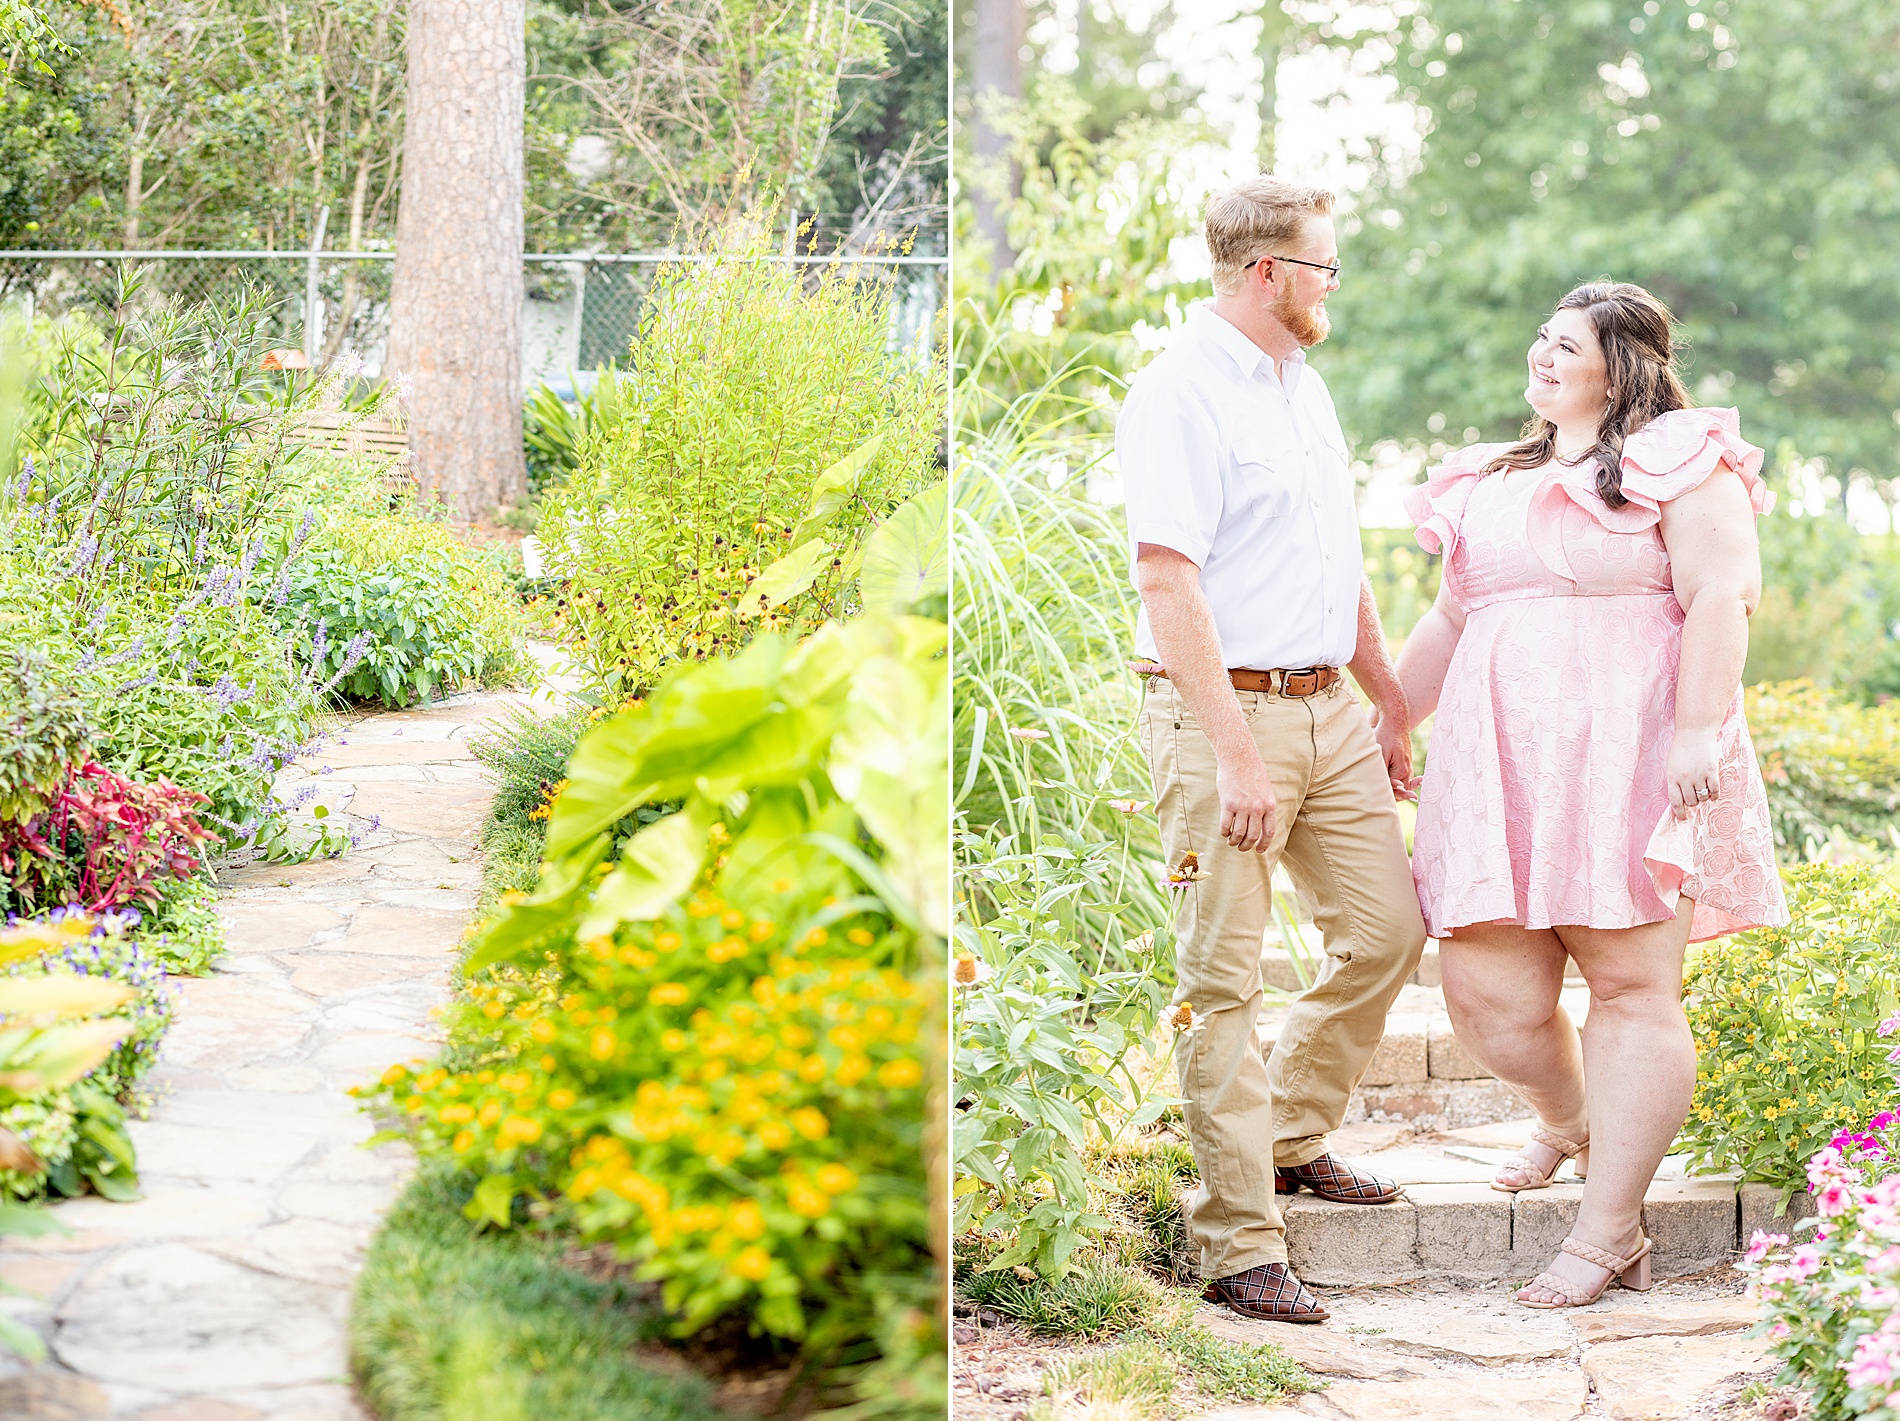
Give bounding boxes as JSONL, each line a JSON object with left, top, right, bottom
{"left": 1282, "top": 669, "right": 1321, "bottom": 698}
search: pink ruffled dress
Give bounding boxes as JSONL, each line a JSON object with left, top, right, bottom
{"left": 1405, "top": 406, "right": 1789, "bottom": 944}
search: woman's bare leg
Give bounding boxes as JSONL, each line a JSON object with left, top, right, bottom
{"left": 1517, "top": 899, "right": 1697, "bottom": 1304}
{"left": 1439, "top": 923, "right": 1586, "bottom": 1183}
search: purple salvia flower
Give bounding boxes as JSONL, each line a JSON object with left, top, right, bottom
{"left": 288, "top": 510, "right": 317, "bottom": 558}
{"left": 338, "top": 631, "right": 370, "bottom": 674}
{"left": 101, "top": 637, "right": 147, "bottom": 667}
{"left": 83, "top": 603, "right": 111, "bottom": 637}
{"left": 209, "top": 566, "right": 242, "bottom": 609}
{"left": 67, "top": 534, "right": 99, "bottom": 576}
{"left": 207, "top": 675, "right": 254, "bottom": 711}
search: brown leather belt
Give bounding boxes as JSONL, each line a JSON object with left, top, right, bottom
{"left": 1130, "top": 660, "right": 1340, "bottom": 698}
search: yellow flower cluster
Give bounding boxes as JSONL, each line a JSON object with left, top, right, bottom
{"left": 527, "top": 778, "right": 567, "bottom": 823}
{"left": 369, "top": 872, "right": 928, "bottom": 1296}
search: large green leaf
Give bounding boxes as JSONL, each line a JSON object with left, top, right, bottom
{"left": 741, "top": 538, "right": 832, "bottom": 615}
{"left": 791, "top": 432, "right": 885, "bottom": 544}
{"left": 0, "top": 977, "right": 134, "bottom": 1020}
{"left": 857, "top": 482, "right": 947, "bottom": 614}
{"left": 577, "top": 800, "right": 715, "bottom": 937}
{"left": 825, "top": 617, "right": 949, "bottom": 934}
{"left": 546, "top": 638, "right": 797, "bottom": 855}
{"left": 0, "top": 1019, "right": 131, "bottom": 1095}
{"left": 0, "top": 1203, "right": 63, "bottom": 1240}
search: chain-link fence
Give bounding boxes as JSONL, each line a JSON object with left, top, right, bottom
{"left": 0, "top": 250, "right": 946, "bottom": 388}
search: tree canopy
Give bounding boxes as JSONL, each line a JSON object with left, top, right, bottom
{"left": 2, "top": 0, "right": 946, "bottom": 254}
{"left": 1320, "top": 0, "right": 1900, "bottom": 488}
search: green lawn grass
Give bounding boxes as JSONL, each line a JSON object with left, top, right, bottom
{"left": 351, "top": 1168, "right": 722, "bottom": 1421}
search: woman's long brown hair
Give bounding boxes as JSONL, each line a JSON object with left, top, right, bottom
{"left": 1481, "top": 281, "right": 1694, "bottom": 508}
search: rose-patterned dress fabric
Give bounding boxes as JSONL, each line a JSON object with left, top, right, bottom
{"left": 1406, "top": 406, "right": 1789, "bottom": 944}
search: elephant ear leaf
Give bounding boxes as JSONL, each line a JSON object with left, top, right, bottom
{"left": 741, "top": 539, "right": 832, "bottom": 617}
{"left": 791, "top": 432, "right": 884, "bottom": 544}
{"left": 576, "top": 800, "right": 715, "bottom": 938}
{"left": 857, "top": 482, "right": 946, "bottom": 614}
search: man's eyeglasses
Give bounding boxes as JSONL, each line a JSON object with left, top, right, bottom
{"left": 1243, "top": 254, "right": 1341, "bottom": 279}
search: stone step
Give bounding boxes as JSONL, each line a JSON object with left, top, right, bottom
{"left": 1257, "top": 965, "right": 1594, "bottom": 1129}
{"left": 1273, "top": 1119, "right": 1812, "bottom": 1287}
{"left": 1261, "top": 937, "right": 1586, "bottom": 993}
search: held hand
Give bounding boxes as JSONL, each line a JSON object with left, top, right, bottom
{"left": 1369, "top": 700, "right": 1415, "bottom": 803}
{"left": 1667, "top": 727, "right": 1722, "bottom": 821}
{"left": 1216, "top": 752, "right": 1277, "bottom": 853}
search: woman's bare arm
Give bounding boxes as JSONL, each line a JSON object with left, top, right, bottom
{"left": 1395, "top": 570, "right": 1468, "bottom": 732}
{"left": 1658, "top": 467, "right": 1761, "bottom": 818}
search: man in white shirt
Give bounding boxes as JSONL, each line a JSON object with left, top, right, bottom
{"left": 1121, "top": 175, "right": 1426, "bottom": 1323}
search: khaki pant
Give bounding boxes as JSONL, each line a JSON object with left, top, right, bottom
{"left": 1139, "top": 676, "right": 1425, "bottom": 1277}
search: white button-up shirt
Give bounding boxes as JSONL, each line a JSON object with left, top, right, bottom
{"left": 1117, "top": 303, "right": 1363, "bottom": 671}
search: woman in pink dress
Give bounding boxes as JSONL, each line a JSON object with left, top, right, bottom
{"left": 1396, "top": 281, "right": 1787, "bottom": 1309}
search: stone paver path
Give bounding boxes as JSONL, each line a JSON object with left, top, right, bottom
{"left": 0, "top": 688, "right": 538, "bottom": 1420}
{"left": 957, "top": 1278, "right": 1785, "bottom": 1421}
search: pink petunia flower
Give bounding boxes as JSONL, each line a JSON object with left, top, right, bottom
{"left": 1818, "top": 1181, "right": 1854, "bottom": 1217}
{"left": 1849, "top": 1332, "right": 1900, "bottom": 1390}
{"left": 1746, "top": 1230, "right": 1789, "bottom": 1263}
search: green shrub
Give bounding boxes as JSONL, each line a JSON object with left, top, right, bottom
{"left": 351, "top": 1168, "right": 720, "bottom": 1421}
{"left": 953, "top": 421, "right": 1183, "bottom": 1280}
{"left": 958, "top": 1253, "right": 1171, "bottom": 1339}
{"left": 0, "top": 917, "right": 158, "bottom": 1222}
{"left": 537, "top": 228, "right": 942, "bottom": 696}
{"left": 522, "top": 373, "right": 623, "bottom": 498}
{"left": 469, "top": 703, "right": 592, "bottom": 828}
{"left": 1678, "top": 862, "right": 1900, "bottom": 1190}
{"left": 365, "top": 617, "right": 946, "bottom": 1359}
{"left": 283, "top": 550, "right": 518, "bottom": 708}
{"left": 3, "top": 289, "right": 389, "bottom": 845}
{"left": 278, "top": 502, "right": 528, "bottom": 709}
{"left": 0, "top": 648, "right": 89, "bottom": 824}
{"left": 1745, "top": 682, "right": 1900, "bottom": 855}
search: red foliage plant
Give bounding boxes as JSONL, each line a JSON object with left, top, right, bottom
{"left": 0, "top": 763, "right": 220, "bottom": 912}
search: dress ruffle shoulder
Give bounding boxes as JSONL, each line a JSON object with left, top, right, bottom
{"left": 1404, "top": 411, "right": 1774, "bottom": 583}
{"left": 1537, "top": 403, "right": 1771, "bottom": 521}
{"left": 1404, "top": 442, "right": 1514, "bottom": 556}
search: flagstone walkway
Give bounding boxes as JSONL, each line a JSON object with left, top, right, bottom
{"left": 957, "top": 1277, "right": 1786, "bottom": 1421}
{"left": 0, "top": 687, "right": 539, "bottom": 1420}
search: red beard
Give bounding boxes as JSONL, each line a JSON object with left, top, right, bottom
{"left": 1273, "top": 286, "right": 1331, "bottom": 347}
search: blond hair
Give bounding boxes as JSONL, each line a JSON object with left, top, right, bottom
{"left": 1204, "top": 176, "right": 1336, "bottom": 296}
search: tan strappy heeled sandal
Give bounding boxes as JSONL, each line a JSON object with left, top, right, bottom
{"left": 1517, "top": 1233, "right": 1652, "bottom": 1309}
{"left": 1490, "top": 1125, "right": 1589, "bottom": 1193}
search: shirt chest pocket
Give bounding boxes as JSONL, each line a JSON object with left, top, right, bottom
{"left": 1232, "top": 436, "right": 1297, "bottom": 521}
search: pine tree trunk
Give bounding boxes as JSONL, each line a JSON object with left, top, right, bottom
{"left": 970, "top": 0, "right": 1023, "bottom": 269}
{"left": 1257, "top": 1, "right": 1291, "bottom": 172}
{"left": 385, "top": 0, "right": 526, "bottom": 523}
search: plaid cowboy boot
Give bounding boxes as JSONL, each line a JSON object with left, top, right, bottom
{"left": 1274, "top": 1153, "right": 1403, "bottom": 1204}
{"left": 1202, "top": 1262, "right": 1330, "bottom": 1323}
